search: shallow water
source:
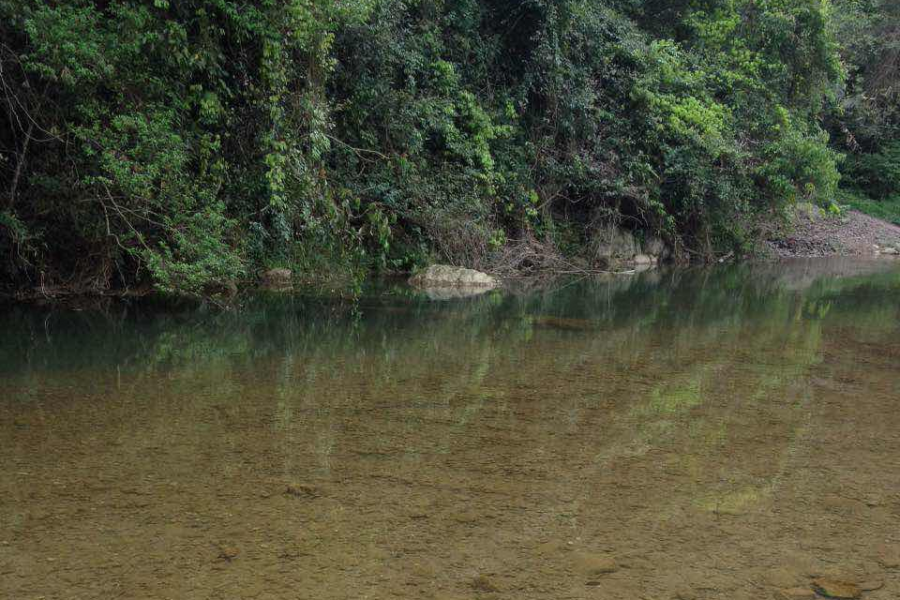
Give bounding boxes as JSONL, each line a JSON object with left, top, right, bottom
{"left": 1, "top": 259, "right": 899, "bottom": 600}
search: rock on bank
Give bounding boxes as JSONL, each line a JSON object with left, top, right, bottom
{"left": 409, "top": 265, "right": 498, "bottom": 288}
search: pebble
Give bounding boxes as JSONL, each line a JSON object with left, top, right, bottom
{"left": 471, "top": 574, "right": 501, "bottom": 592}
{"left": 451, "top": 509, "right": 483, "bottom": 524}
{"left": 535, "top": 540, "right": 565, "bottom": 555}
{"left": 811, "top": 578, "right": 861, "bottom": 599}
{"left": 285, "top": 483, "right": 320, "bottom": 498}
{"left": 572, "top": 552, "right": 619, "bottom": 577}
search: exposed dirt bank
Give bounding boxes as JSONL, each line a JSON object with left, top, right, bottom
{"left": 766, "top": 206, "right": 900, "bottom": 258}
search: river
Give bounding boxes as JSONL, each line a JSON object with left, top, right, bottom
{"left": 1, "top": 258, "right": 899, "bottom": 599}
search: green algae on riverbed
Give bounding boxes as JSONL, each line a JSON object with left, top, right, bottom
{"left": 1, "top": 258, "right": 899, "bottom": 600}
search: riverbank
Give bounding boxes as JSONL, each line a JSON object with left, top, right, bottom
{"left": 4, "top": 206, "right": 900, "bottom": 306}
{"left": 765, "top": 205, "right": 900, "bottom": 258}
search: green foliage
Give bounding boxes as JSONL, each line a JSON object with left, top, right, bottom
{"left": 0, "top": 0, "right": 873, "bottom": 296}
{"left": 828, "top": 0, "right": 900, "bottom": 203}
{"left": 844, "top": 141, "right": 900, "bottom": 200}
{"left": 838, "top": 189, "right": 900, "bottom": 226}
{"left": 758, "top": 125, "right": 842, "bottom": 206}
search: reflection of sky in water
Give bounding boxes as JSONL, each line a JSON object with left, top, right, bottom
{"left": 1, "top": 258, "right": 899, "bottom": 600}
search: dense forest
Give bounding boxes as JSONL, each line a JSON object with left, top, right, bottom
{"left": 1, "top": 0, "right": 898, "bottom": 297}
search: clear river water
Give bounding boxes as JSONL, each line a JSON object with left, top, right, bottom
{"left": 1, "top": 258, "right": 899, "bottom": 600}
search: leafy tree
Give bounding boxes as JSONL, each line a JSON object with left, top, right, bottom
{"left": 0, "top": 0, "right": 865, "bottom": 296}
{"left": 828, "top": 0, "right": 900, "bottom": 201}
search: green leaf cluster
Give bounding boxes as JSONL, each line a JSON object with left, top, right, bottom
{"left": 0, "top": 0, "right": 873, "bottom": 295}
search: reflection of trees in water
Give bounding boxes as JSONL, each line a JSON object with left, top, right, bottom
{"left": 1, "top": 262, "right": 897, "bottom": 375}
{"left": 0, "top": 265, "right": 898, "bottom": 474}
{"left": 0, "top": 263, "right": 898, "bottom": 552}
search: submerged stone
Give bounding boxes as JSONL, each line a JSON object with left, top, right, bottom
{"left": 572, "top": 552, "right": 619, "bottom": 576}
{"left": 285, "top": 483, "right": 321, "bottom": 498}
{"left": 471, "top": 574, "right": 501, "bottom": 592}
{"left": 811, "top": 578, "right": 861, "bottom": 599}
{"left": 216, "top": 546, "right": 239, "bottom": 561}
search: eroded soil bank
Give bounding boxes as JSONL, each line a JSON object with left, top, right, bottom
{"left": 767, "top": 207, "right": 900, "bottom": 258}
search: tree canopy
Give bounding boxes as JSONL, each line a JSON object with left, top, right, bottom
{"left": 0, "top": 0, "right": 896, "bottom": 296}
